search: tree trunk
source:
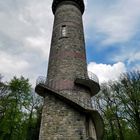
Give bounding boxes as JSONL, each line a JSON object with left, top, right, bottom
{"left": 109, "top": 120, "right": 116, "bottom": 140}
{"left": 115, "top": 113, "right": 124, "bottom": 140}
{"left": 135, "top": 111, "right": 140, "bottom": 135}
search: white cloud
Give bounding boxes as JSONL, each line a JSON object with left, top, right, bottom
{"left": 0, "top": 0, "right": 139, "bottom": 87}
{"left": 0, "top": 51, "right": 48, "bottom": 87}
{"left": 85, "top": 0, "right": 140, "bottom": 45}
{"left": 112, "top": 47, "right": 140, "bottom": 67}
{"left": 25, "top": 36, "right": 50, "bottom": 57}
{"left": 0, "top": 0, "right": 53, "bottom": 85}
{"left": 133, "top": 64, "right": 140, "bottom": 70}
{"left": 0, "top": 51, "right": 29, "bottom": 76}
{"left": 84, "top": 0, "right": 87, "bottom": 7}
{"left": 127, "top": 52, "right": 140, "bottom": 64}
{"left": 88, "top": 62, "right": 126, "bottom": 83}
{"left": 84, "top": 0, "right": 140, "bottom": 72}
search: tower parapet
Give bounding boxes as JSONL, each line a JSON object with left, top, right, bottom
{"left": 52, "top": 0, "right": 85, "bottom": 14}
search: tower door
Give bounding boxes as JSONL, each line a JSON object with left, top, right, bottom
{"left": 86, "top": 116, "right": 97, "bottom": 140}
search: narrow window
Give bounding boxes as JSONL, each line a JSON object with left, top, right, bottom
{"left": 61, "top": 25, "right": 67, "bottom": 37}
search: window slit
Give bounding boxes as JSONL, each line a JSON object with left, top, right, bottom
{"left": 61, "top": 25, "right": 67, "bottom": 37}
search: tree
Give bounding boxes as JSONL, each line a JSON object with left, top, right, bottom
{"left": 25, "top": 90, "right": 43, "bottom": 140}
{"left": 93, "top": 83, "right": 124, "bottom": 140}
{"left": 93, "top": 70, "right": 140, "bottom": 140}
{"left": 0, "top": 76, "right": 43, "bottom": 140}
{"left": 113, "top": 71, "right": 140, "bottom": 136}
{"left": 0, "top": 76, "right": 31, "bottom": 140}
{"left": 0, "top": 75, "right": 9, "bottom": 138}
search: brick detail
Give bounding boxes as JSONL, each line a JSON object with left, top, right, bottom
{"left": 47, "top": 79, "right": 74, "bottom": 90}
{"left": 50, "top": 50, "right": 86, "bottom": 61}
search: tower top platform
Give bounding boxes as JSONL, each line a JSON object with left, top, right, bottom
{"left": 52, "top": 0, "right": 85, "bottom": 14}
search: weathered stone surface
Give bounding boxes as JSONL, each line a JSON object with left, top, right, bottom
{"left": 37, "top": 0, "right": 102, "bottom": 140}
{"left": 48, "top": 4, "right": 87, "bottom": 88}
{"left": 52, "top": 0, "right": 85, "bottom": 15}
{"left": 39, "top": 95, "right": 87, "bottom": 140}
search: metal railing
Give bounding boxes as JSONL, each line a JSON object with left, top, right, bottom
{"left": 76, "top": 71, "right": 99, "bottom": 84}
{"left": 36, "top": 76, "right": 46, "bottom": 85}
{"left": 36, "top": 71, "right": 99, "bottom": 109}
{"left": 36, "top": 71, "right": 99, "bottom": 86}
{"left": 36, "top": 76, "right": 93, "bottom": 110}
{"left": 88, "top": 71, "right": 99, "bottom": 84}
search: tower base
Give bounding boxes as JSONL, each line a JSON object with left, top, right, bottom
{"left": 36, "top": 84, "right": 104, "bottom": 140}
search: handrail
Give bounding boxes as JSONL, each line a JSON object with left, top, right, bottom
{"left": 36, "top": 71, "right": 99, "bottom": 86}
{"left": 36, "top": 76, "right": 92, "bottom": 110}
{"left": 74, "top": 71, "right": 99, "bottom": 84}
{"left": 36, "top": 76, "right": 46, "bottom": 85}
{"left": 36, "top": 71, "right": 100, "bottom": 109}
{"left": 36, "top": 75, "right": 103, "bottom": 140}
{"left": 88, "top": 71, "right": 99, "bottom": 84}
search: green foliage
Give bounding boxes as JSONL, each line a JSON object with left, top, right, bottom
{"left": 0, "top": 76, "right": 43, "bottom": 140}
{"left": 93, "top": 70, "right": 140, "bottom": 140}
{"left": 1, "top": 71, "right": 139, "bottom": 140}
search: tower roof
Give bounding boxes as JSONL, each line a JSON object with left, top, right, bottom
{"left": 52, "top": 0, "right": 85, "bottom": 15}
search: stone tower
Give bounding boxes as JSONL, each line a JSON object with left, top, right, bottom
{"left": 35, "top": 0, "right": 104, "bottom": 140}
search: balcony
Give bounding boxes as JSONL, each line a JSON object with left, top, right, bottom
{"left": 35, "top": 76, "right": 104, "bottom": 140}
{"left": 36, "top": 76, "right": 46, "bottom": 85}
{"left": 74, "top": 71, "right": 100, "bottom": 96}
{"left": 36, "top": 71, "right": 100, "bottom": 97}
{"left": 35, "top": 76, "right": 92, "bottom": 110}
{"left": 88, "top": 71, "right": 99, "bottom": 84}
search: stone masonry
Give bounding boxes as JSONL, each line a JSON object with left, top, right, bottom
{"left": 35, "top": 0, "right": 104, "bottom": 140}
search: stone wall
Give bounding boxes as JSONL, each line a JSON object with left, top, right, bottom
{"left": 47, "top": 3, "right": 91, "bottom": 101}
{"left": 39, "top": 2, "right": 94, "bottom": 140}
{"left": 39, "top": 94, "right": 87, "bottom": 140}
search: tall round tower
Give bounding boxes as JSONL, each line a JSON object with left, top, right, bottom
{"left": 35, "top": 0, "right": 104, "bottom": 140}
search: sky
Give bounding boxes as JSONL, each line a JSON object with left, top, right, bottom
{"left": 0, "top": 0, "right": 140, "bottom": 86}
